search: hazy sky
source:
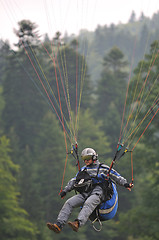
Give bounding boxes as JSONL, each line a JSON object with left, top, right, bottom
{"left": 1, "top": 0, "right": 159, "bottom": 45}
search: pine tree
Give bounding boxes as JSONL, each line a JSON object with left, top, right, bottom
{"left": 117, "top": 41, "right": 159, "bottom": 240}
{"left": 0, "top": 136, "right": 37, "bottom": 240}
{"left": 2, "top": 42, "right": 47, "bottom": 151}
{"left": 78, "top": 109, "right": 111, "bottom": 162}
{"left": 33, "top": 112, "right": 66, "bottom": 222}
{"left": 95, "top": 47, "right": 128, "bottom": 150}
{"left": 14, "top": 20, "right": 39, "bottom": 48}
{"left": 46, "top": 43, "right": 92, "bottom": 122}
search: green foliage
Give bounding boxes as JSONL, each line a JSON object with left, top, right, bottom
{"left": 95, "top": 47, "right": 128, "bottom": 151}
{"left": 2, "top": 48, "right": 48, "bottom": 150}
{"left": 47, "top": 44, "right": 92, "bottom": 118}
{"left": 14, "top": 20, "right": 39, "bottom": 48}
{"left": 118, "top": 164, "right": 159, "bottom": 240}
{"left": 0, "top": 136, "right": 37, "bottom": 240}
{"left": 126, "top": 40, "right": 159, "bottom": 150}
{"left": 116, "top": 41, "right": 159, "bottom": 239}
{"left": 78, "top": 109, "right": 111, "bottom": 161}
{"left": 84, "top": 11, "right": 159, "bottom": 85}
{"left": 34, "top": 112, "right": 66, "bottom": 220}
{"left": 0, "top": 87, "right": 5, "bottom": 131}
{"left": 103, "top": 46, "right": 128, "bottom": 74}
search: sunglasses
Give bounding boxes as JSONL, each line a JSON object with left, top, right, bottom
{"left": 81, "top": 155, "right": 92, "bottom": 161}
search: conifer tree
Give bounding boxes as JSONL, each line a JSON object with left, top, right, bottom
{"left": 45, "top": 43, "right": 92, "bottom": 121}
{"left": 2, "top": 31, "right": 47, "bottom": 151}
{"left": 95, "top": 46, "right": 128, "bottom": 150}
{"left": 117, "top": 41, "right": 159, "bottom": 240}
{"left": 0, "top": 136, "right": 37, "bottom": 240}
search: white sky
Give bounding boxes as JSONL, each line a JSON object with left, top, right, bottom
{"left": 1, "top": 0, "right": 159, "bottom": 46}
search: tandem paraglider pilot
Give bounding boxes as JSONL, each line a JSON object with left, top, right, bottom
{"left": 46, "top": 148, "right": 133, "bottom": 233}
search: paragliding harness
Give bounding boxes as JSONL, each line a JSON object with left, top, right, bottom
{"left": 74, "top": 163, "right": 118, "bottom": 231}
{"left": 89, "top": 164, "right": 118, "bottom": 232}
{"left": 74, "top": 168, "right": 93, "bottom": 193}
{"left": 73, "top": 164, "right": 112, "bottom": 194}
{"left": 95, "top": 163, "right": 114, "bottom": 201}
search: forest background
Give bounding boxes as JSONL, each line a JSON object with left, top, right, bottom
{"left": 0, "top": 10, "right": 159, "bottom": 240}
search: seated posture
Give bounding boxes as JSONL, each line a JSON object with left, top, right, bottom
{"left": 47, "top": 148, "right": 132, "bottom": 233}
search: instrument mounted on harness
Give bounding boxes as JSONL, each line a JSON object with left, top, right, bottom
{"left": 74, "top": 169, "right": 93, "bottom": 193}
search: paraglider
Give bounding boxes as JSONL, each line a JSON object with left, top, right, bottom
{"left": 47, "top": 147, "right": 133, "bottom": 233}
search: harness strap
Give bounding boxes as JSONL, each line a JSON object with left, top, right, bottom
{"left": 96, "top": 163, "right": 103, "bottom": 179}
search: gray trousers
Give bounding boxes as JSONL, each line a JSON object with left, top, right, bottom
{"left": 57, "top": 186, "right": 103, "bottom": 227}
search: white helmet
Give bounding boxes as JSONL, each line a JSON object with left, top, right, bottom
{"left": 81, "top": 148, "right": 98, "bottom": 161}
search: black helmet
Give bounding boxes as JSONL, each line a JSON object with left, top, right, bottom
{"left": 81, "top": 148, "right": 98, "bottom": 161}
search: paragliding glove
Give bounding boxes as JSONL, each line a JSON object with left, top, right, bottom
{"left": 124, "top": 182, "right": 133, "bottom": 191}
{"left": 60, "top": 190, "right": 66, "bottom": 198}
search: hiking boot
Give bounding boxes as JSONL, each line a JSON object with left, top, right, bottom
{"left": 46, "top": 222, "right": 62, "bottom": 233}
{"left": 68, "top": 220, "right": 79, "bottom": 232}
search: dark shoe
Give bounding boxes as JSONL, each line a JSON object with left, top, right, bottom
{"left": 46, "top": 222, "right": 62, "bottom": 233}
{"left": 68, "top": 220, "right": 79, "bottom": 232}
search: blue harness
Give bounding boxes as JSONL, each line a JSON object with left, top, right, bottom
{"left": 89, "top": 164, "right": 118, "bottom": 231}
{"left": 98, "top": 182, "right": 118, "bottom": 221}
